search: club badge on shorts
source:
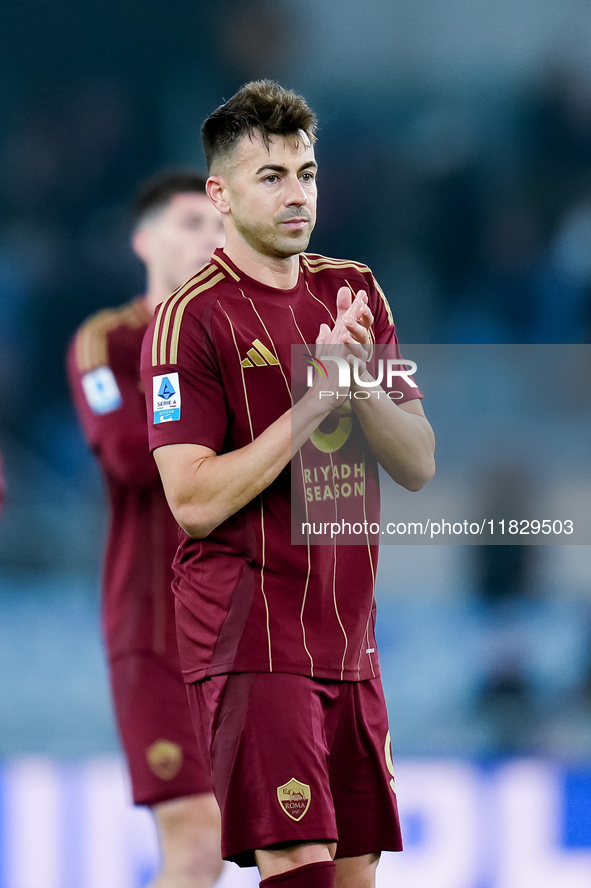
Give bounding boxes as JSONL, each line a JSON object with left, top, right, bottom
{"left": 146, "top": 739, "right": 183, "bottom": 780}
{"left": 277, "top": 778, "right": 311, "bottom": 821}
{"left": 152, "top": 372, "right": 181, "bottom": 423}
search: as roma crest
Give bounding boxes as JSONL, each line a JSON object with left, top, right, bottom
{"left": 146, "top": 740, "right": 183, "bottom": 780}
{"left": 277, "top": 778, "right": 311, "bottom": 821}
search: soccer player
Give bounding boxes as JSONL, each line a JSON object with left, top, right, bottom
{"left": 68, "top": 171, "right": 225, "bottom": 888}
{"left": 141, "top": 83, "right": 436, "bottom": 888}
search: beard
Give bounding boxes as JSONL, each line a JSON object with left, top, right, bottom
{"left": 234, "top": 210, "right": 314, "bottom": 259}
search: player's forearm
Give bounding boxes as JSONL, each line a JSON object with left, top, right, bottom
{"left": 352, "top": 391, "right": 435, "bottom": 491}
{"left": 169, "top": 390, "right": 335, "bottom": 538}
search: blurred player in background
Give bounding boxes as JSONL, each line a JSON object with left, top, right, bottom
{"left": 141, "top": 83, "right": 435, "bottom": 888}
{"left": 68, "top": 170, "right": 225, "bottom": 888}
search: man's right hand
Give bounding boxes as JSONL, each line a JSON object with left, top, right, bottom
{"left": 310, "top": 288, "right": 374, "bottom": 410}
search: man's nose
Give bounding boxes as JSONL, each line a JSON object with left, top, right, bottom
{"left": 284, "top": 176, "right": 307, "bottom": 205}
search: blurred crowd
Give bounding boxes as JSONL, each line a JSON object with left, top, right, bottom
{"left": 2, "top": 57, "right": 591, "bottom": 465}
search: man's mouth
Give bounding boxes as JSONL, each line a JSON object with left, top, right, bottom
{"left": 281, "top": 219, "right": 308, "bottom": 228}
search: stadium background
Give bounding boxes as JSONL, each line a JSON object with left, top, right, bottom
{"left": 1, "top": 0, "right": 591, "bottom": 884}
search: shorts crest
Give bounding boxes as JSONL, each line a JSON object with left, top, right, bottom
{"left": 146, "top": 739, "right": 183, "bottom": 780}
{"left": 277, "top": 777, "right": 311, "bottom": 821}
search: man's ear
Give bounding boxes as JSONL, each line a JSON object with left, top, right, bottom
{"left": 131, "top": 226, "right": 150, "bottom": 264}
{"left": 207, "top": 176, "right": 231, "bottom": 215}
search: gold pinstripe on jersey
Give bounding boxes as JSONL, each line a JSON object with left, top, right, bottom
{"left": 375, "top": 280, "right": 394, "bottom": 326}
{"left": 358, "top": 452, "right": 377, "bottom": 679}
{"left": 159, "top": 264, "right": 220, "bottom": 366}
{"left": 151, "top": 265, "right": 218, "bottom": 366}
{"left": 169, "top": 274, "right": 225, "bottom": 364}
{"left": 303, "top": 279, "right": 337, "bottom": 324}
{"left": 295, "top": 449, "right": 315, "bottom": 675}
{"left": 218, "top": 304, "right": 255, "bottom": 441}
{"left": 289, "top": 301, "right": 351, "bottom": 678}
{"left": 332, "top": 531, "right": 349, "bottom": 681}
{"left": 160, "top": 267, "right": 219, "bottom": 365}
{"left": 303, "top": 253, "right": 395, "bottom": 326}
{"left": 151, "top": 265, "right": 224, "bottom": 367}
{"left": 212, "top": 252, "right": 241, "bottom": 281}
{"left": 234, "top": 294, "right": 297, "bottom": 669}
{"left": 302, "top": 254, "right": 371, "bottom": 274}
{"left": 218, "top": 304, "right": 273, "bottom": 670}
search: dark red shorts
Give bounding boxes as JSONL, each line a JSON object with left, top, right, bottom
{"left": 187, "top": 672, "right": 402, "bottom": 866}
{"left": 109, "top": 651, "right": 212, "bottom": 806}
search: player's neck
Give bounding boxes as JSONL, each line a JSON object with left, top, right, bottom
{"left": 143, "top": 273, "right": 172, "bottom": 315}
{"left": 223, "top": 236, "right": 300, "bottom": 290}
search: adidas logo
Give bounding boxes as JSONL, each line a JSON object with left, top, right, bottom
{"left": 241, "top": 339, "right": 280, "bottom": 368}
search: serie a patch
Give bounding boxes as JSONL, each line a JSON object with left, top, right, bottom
{"left": 152, "top": 372, "right": 181, "bottom": 423}
{"left": 82, "top": 366, "right": 122, "bottom": 415}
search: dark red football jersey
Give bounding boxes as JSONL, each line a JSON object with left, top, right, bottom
{"left": 68, "top": 298, "right": 181, "bottom": 659}
{"left": 141, "top": 249, "right": 423, "bottom": 683}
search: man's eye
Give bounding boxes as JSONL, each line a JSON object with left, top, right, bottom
{"left": 301, "top": 173, "right": 315, "bottom": 182}
{"left": 265, "top": 175, "right": 279, "bottom": 183}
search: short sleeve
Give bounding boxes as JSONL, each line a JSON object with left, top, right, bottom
{"left": 67, "top": 331, "right": 159, "bottom": 487}
{"left": 141, "top": 309, "right": 228, "bottom": 454}
{"left": 367, "top": 273, "right": 423, "bottom": 404}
